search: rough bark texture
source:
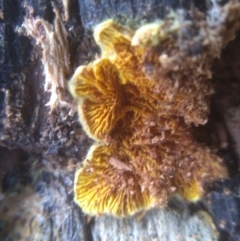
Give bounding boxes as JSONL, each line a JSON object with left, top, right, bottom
{"left": 0, "top": 0, "right": 240, "bottom": 241}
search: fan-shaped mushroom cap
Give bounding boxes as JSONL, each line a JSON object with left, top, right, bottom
{"left": 74, "top": 144, "right": 153, "bottom": 217}
{"left": 69, "top": 59, "right": 127, "bottom": 141}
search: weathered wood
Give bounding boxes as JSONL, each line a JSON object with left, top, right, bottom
{"left": 92, "top": 208, "right": 219, "bottom": 241}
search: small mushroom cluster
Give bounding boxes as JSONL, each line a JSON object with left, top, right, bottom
{"left": 69, "top": 18, "right": 228, "bottom": 217}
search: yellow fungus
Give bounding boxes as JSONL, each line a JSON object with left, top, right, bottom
{"left": 69, "top": 58, "right": 127, "bottom": 141}
{"left": 70, "top": 18, "right": 228, "bottom": 217}
{"left": 74, "top": 144, "right": 153, "bottom": 217}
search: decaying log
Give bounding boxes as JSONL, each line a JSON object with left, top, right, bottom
{"left": 1, "top": 0, "right": 240, "bottom": 241}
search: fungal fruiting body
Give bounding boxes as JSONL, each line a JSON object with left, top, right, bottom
{"left": 70, "top": 18, "right": 228, "bottom": 217}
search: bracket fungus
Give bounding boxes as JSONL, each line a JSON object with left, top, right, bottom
{"left": 68, "top": 7, "right": 240, "bottom": 216}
